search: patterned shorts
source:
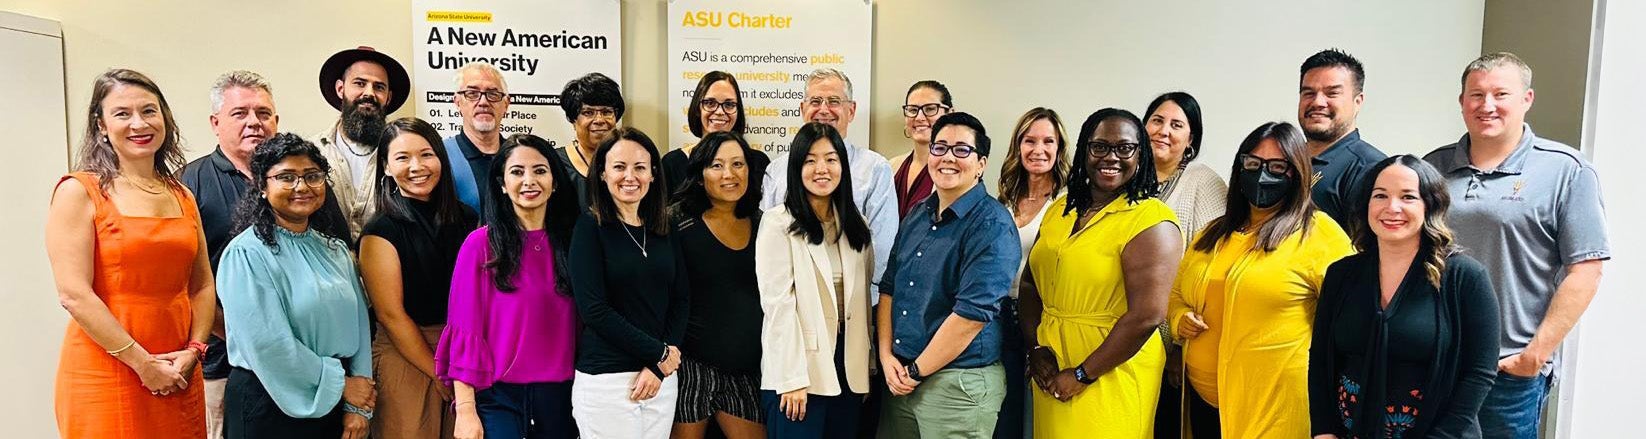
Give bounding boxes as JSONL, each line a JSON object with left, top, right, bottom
{"left": 674, "top": 357, "right": 765, "bottom": 424}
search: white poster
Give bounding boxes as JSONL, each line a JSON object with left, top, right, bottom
{"left": 667, "top": 0, "right": 873, "bottom": 154}
{"left": 413, "top": 0, "right": 622, "bottom": 148}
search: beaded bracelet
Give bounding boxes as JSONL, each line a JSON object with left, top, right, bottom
{"left": 342, "top": 402, "right": 374, "bottom": 420}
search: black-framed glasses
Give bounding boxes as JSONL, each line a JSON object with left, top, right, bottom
{"left": 266, "top": 171, "right": 328, "bottom": 190}
{"left": 699, "top": 98, "right": 739, "bottom": 113}
{"left": 902, "top": 103, "right": 951, "bottom": 118}
{"left": 458, "top": 90, "right": 507, "bottom": 103}
{"left": 930, "top": 142, "right": 976, "bottom": 158}
{"left": 1238, "top": 154, "right": 1294, "bottom": 176}
{"left": 1086, "top": 141, "right": 1140, "bottom": 159}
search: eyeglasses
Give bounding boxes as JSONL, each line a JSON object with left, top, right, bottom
{"left": 699, "top": 98, "right": 739, "bottom": 113}
{"left": 579, "top": 107, "right": 618, "bottom": 120}
{"left": 1238, "top": 154, "right": 1294, "bottom": 176}
{"left": 902, "top": 103, "right": 951, "bottom": 118}
{"left": 458, "top": 90, "right": 507, "bottom": 103}
{"left": 1086, "top": 141, "right": 1140, "bottom": 159}
{"left": 266, "top": 171, "right": 328, "bottom": 190}
{"left": 804, "top": 97, "right": 848, "bottom": 109}
{"left": 929, "top": 142, "right": 977, "bottom": 158}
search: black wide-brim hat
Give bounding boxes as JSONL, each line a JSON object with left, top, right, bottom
{"left": 318, "top": 46, "right": 411, "bottom": 114}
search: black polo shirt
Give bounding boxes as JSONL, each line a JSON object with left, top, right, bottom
{"left": 178, "top": 147, "right": 250, "bottom": 380}
{"left": 1310, "top": 129, "right": 1386, "bottom": 231}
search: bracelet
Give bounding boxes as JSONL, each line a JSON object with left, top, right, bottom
{"left": 106, "top": 340, "right": 136, "bottom": 357}
{"left": 185, "top": 340, "right": 208, "bottom": 358}
{"left": 659, "top": 344, "right": 671, "bottom": 364}
{"left": 342, "top": 402, "right": 374, "bottom": 420}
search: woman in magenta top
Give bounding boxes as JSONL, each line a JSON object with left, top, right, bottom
{"left": 435, "top": 134, "right": 582, "bottom": 439}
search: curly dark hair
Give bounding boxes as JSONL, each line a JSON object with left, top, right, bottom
{"left": 484, "top": 134, "right": 580, "bottom": 293}
{"left": 669, "top": 131, "right": 764, "bottom": 219}
{"left": 1065, "top": 108, "right": 1159, "bottom": 217}
{"left": 231, "top": 132, "right": 351, "bottom": 251}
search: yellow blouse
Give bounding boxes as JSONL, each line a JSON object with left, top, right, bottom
{"left": 1168, "top": 211, "right": 1353, "bottom": 439}
{"left": 1028, "top": 195, "right": 1179, "bottom": 438}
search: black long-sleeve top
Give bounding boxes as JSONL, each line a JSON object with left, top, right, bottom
{"left": 569, "top": 214, "right": 691, "bottom": 377}
{"left": 1310, "top": 251, "right": 1500, "bottom": 439}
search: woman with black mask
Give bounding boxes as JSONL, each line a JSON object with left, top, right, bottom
{"left": 1166, "top": 122, "right": 1355, "bottom": 438}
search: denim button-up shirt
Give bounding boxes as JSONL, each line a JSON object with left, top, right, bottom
{"left": 880, "top": 184, "right": 1021, "bottom": 368}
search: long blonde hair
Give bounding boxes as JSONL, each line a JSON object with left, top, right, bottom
{"left": 996, "top": 107, "right": 1070, "bottom": 208}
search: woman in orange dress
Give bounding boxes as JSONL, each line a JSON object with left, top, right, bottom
{"left": 46, "top": 69, "right": 215, "bottom": 439}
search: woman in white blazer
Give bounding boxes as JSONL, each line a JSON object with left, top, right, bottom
{"left": 755, "top": 122, "right": 875, "bottom": 439}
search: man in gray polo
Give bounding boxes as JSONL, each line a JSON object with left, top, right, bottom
{"left": 1423, "top": 52, "right": 1609, "bottom": 439}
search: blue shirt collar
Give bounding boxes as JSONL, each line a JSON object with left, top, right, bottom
{"left": 924, "top": 183, "right": 991, "bottom": 223}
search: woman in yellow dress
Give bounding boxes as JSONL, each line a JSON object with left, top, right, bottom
{"left": 1020, "top": 108, "right": 1183, "bottom": 438}
{"left": 1168, "top": 122, "right": 1353, "bottom": 438}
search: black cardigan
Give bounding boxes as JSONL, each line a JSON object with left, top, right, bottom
{"left": 1310, "top": 251, "right": 1500, "bottom": 438}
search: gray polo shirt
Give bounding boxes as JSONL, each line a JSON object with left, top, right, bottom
{"left": 1423, "top": 124, "right": 1610, "bottom": 375}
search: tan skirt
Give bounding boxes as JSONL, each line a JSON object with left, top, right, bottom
{"left": 371, "top": 324, "right": 455, "bottom": 439}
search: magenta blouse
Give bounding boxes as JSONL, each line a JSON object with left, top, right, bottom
{"left": 435, "top": 227, "right": 578, "bottom": 389}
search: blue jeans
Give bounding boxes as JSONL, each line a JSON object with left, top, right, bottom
{"left": 1478, "top": 372, "right": 1552, "bottom": 439}
{"left": 476, "top": 381, "right": 576, "bottom": 439}
{"left": 765, "top": 331, "right": 862, "bottom": 439}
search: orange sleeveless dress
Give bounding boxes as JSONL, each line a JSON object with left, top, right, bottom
{"left": 54, "top": 172, "right": 206, "bottom": 438}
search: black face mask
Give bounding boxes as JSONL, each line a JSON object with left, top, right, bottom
{"left": 1237, "top": 168, "right": 1293, "bottom": 209}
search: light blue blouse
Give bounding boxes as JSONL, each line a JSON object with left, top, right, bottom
{"left": 218, "top": 227, "right": 372, "bottom": 418}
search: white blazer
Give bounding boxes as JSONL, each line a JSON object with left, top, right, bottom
{"left": 755, "top": 206, "right": 873, "bottom": 396}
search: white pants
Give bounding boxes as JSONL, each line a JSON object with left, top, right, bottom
{"left": 572, "top": 370, "right": 678, "bottom": 439}
{"left": 205, "top": 377, "right": 226, "bottom": 439}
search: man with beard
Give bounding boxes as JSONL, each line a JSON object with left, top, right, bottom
{"left": 444, "top": 62, "right": 510, "bottom": 218}
{"left": 556, "top": 72, "right": 625, "bottom": 207}
{"left": 1296, "top": 48, "right": 1386, "bottom": 229}
{"left": 315, "top": 46, "right": 411, "bottom": 236}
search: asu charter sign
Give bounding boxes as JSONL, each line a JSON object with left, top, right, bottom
{"left": 667, "top": 0, "right": 873, "bottom": 154}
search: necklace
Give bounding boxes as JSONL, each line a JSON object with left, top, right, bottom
{"left": 338, "top": 131, "right": 372, "bottom": 157}
{"left": 573, "top": 145, "right": 592, "bottom": 173}
{"left": 123, "top": 176, "right": 164, "bottom": 194}
{"left": 620, "top": 221, "right": 648, "bottom": 257}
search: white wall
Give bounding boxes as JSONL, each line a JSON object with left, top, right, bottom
{"left": 1569, "top": 0, "right": 1646, "bottom": 436}
{"left": 871, "top": 0, "right": 1483, "bottom": 181}
{"left": 0, "top": 10, "right": 68, "bottom": 439}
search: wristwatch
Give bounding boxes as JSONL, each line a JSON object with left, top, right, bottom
{"left": 1072, "top": 365, "right": 1096, "bottom": 384}
{"left": 905, "top": 361, "right": 925, "bottom": 382}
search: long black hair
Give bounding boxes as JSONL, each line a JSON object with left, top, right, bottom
{"left": 1194, "top": 122, "right": 1316, "bottom": 253}
{"left": 231, "top": 133, "right": 351, "bottom": 250}
{"left": 371, "top": 117, "right": 466, "bottom": 226}
{"left": 483, "top": 134, "right": 579, "bottom": 293}
{"left": 587, "top": 127, "right": 671, "bottom": 235}
{"left": 1353, "top": 155, "right": 1460, "bottom": 288}
{"left": 1065, "top": 108, "right": 1159, "bottom": 217}
{"left": 670, "top": 131, "right": 763, "bottom": 219}
{"left": 784, "top": 122, "right": 870, "bottom": 251}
